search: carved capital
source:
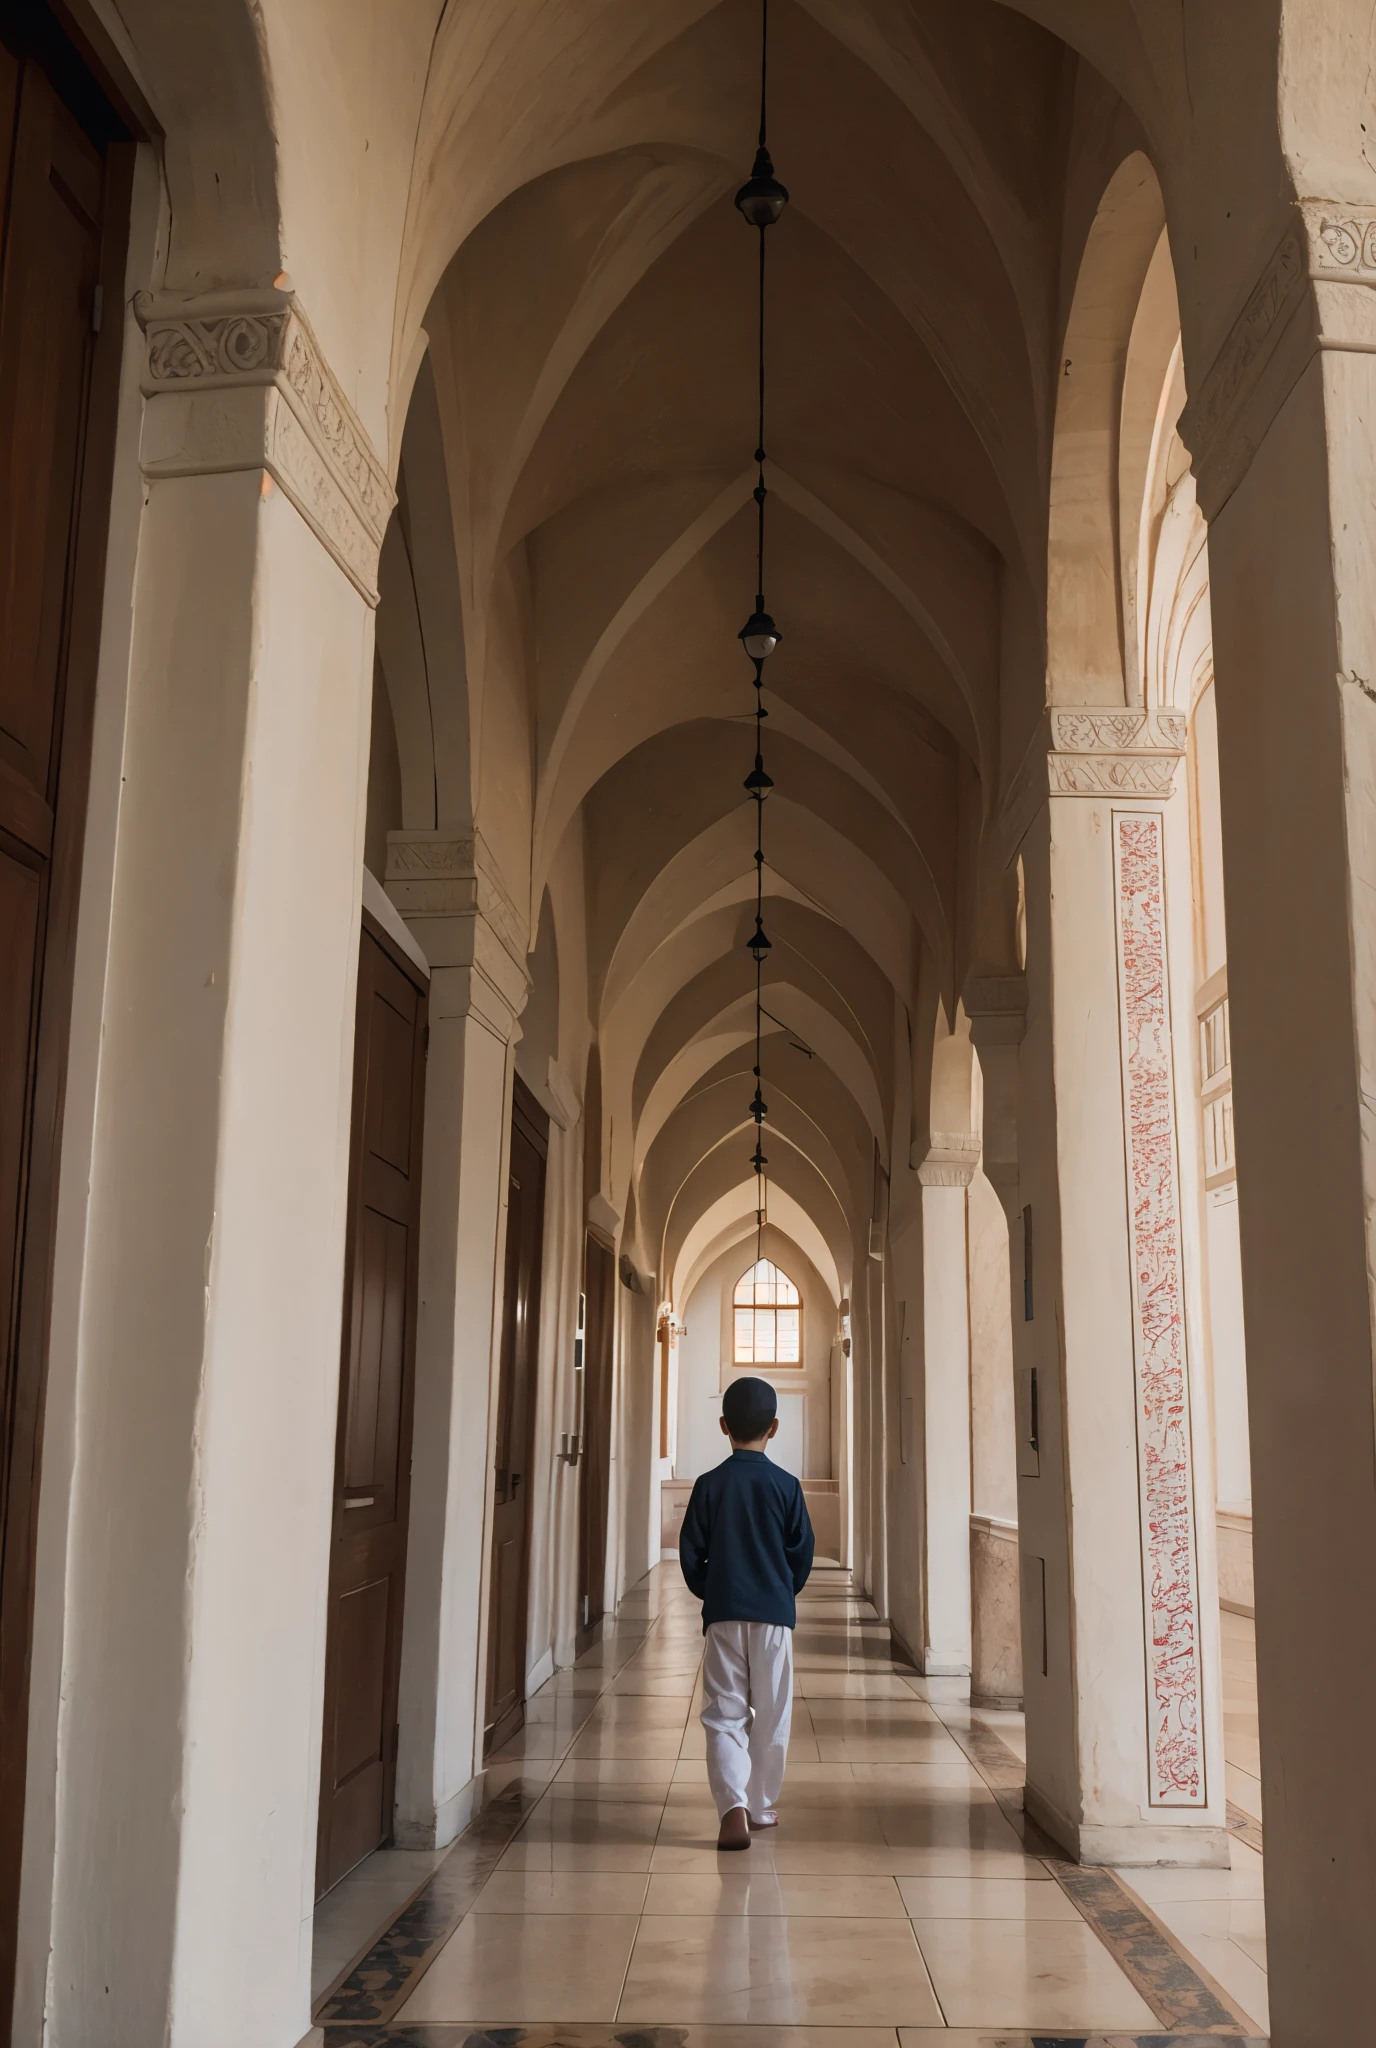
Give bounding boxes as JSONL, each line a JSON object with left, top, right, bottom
{"left": 913, "top": 1128, "right": 980, "bottom": 1187}
{"left": 134, "top": 289, "right": 395, "bottom": 604}
{"left": 384, "top": 830, "right": 529, "bottom": 1037}
{"left": 1180, "top": 203, "right": 1376, "bottom": 518}
{"left": 385, "top": 830, "right": 528, "bottom": 972}
{"left": 1047, "top": 706, "right": 1184, "bottom": 800}
{"left": 964, "top": 973, "right": 1028, "bottom": 1048}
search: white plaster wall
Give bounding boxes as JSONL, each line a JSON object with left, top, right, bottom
{"left": 969, "top": 1171, "right": 1017, "bottom": 1524}
{"left": 15, "top": 148, "right": 165, "bottom": 2048}
{"left": 673, "top": 1235, "right": 835, "bottom": 1484}
{"left": 48, "top": 470, "right": 374, "bottom": 2045}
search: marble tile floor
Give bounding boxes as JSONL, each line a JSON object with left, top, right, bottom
{"left": 1111, "top": 1605, "right": 1266, "bottom": 2036}
{"left": 313, "top": 1567, "right": 1269, "bottom": 2043}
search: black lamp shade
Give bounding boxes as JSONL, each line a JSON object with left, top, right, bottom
{"left": 744, "top": 755, "right": 774, "bottom": 800}
{"left": 746, "top": 917, "right": 772, "bottom": 962}
{"left": 735, "top": 146, "right": 789, "bottom": 228}
{"left": 739, "top": 608, "right": 782, "bottom": 659}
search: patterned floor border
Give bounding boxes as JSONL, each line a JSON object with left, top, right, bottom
{"left": 931, "top": 1707, "right": 1260, "bottom": 2039}
{"left": 317, "top": 2027, "right": 1268, "bottom": 2047}
{"left": 314, "top": 1779, "right": 551, "bottom": 2026}
{"left": 315, "top": 1598, "right": 1268, "bottom": 2043}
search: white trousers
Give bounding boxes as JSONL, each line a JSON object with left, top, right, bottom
{"left": 701, "top": 1621, "right": 793, "bottom": 1820}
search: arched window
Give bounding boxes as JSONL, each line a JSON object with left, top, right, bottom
{"left": 733, "top": 1259, "right": 801, "bottom": 1366}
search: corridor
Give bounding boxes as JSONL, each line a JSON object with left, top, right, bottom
{"left": 312, "top": 1569, "right": 1267, "bottom": 2043}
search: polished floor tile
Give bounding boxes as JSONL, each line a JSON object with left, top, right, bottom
{"left": 472, "top": 1869, "right": 650, "bottom": 1915}
{"left": 911, "top": 1915, "right": 1160, "bottom": 2029}
{"left": 311, "top": 1847, "right": 449, "bottom": 1998}
{"left": 394, "top": 1911, "right": 640, "bottom": 2022}
{"left": 554, "top": 1756, "right": 677, "bottom": 1791}
{"left": 643, "top": 1871, "right": 908, "bottom": 1917}
{"left": 618, "top": 1913, "right": 945, "bottom": 2024}
{"left": 896, "top": 1873, "right": 1078, "bottom": 1918}
{"left": 323, "top": 1564, "right": 1267, "bottom": 2036}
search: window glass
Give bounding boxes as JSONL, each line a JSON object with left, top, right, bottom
{"left": 732, "top": 1260, "right": 802, "bottom": 1365}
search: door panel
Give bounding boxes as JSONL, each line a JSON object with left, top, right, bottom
{"left": 578, "top": 1236, "right": 615, "bottom": 1633}
{"left": 317, "top": 923, "right": 427, "bottom": 1897}
{"left": 484, "top": 1076, "right": 548, "bottom": 1753}
{"left": 0, "top": 6, "right": 131, "bottom": 2023}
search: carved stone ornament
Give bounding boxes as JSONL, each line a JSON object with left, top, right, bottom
{"left": 1047, "top": 706, "right": 1184, "bottom": 800}
{"left": 914, "top": 1128, "right": 981, "bottom": 1187}
{"left": 384, "top": 829, "right": 529, "bottom": 972}
{"left": 135, "top": 288, "right": 395, "bottom": 604}
{"left": 964, "top": 973, "right": 1028, "bottom": 1048}
{"left": 1180, "top": 202, "right": 1376, "bottom": 518}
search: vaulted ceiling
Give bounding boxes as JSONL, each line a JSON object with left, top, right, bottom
{"left": 375, "top": 0, "right": 1178, "bottom": 1300}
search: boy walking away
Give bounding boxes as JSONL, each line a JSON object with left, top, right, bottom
{"left": 678, "top": 1375, "right": 815, "bottom": 1850}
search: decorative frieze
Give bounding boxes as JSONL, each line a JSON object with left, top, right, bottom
{"left": 385, "top": 831, "right": 528, "bottom": 970}
{"left": 383, "top": 831, "right": 529, "bottom": 1044}
{"left": 915, "top": 1128, "right": 980, "bottom": 1187}
{"left": 134, "top": 289, "right": 394, "bottom": 604}
{"left": 1113, "top": 812, "right": 1205, "bottom": 1808}
{"left": 964, "top": 974, "right": 1027, "bottom": 1048}
{"left": 1180, "top": 202, "right": 1376, "bottom": 517}
{"left": 1307, "top": 206, "right": 1376, "bottom": 280}
{"left": 1047, "top": 707, "right": 1185, "bottom": 800}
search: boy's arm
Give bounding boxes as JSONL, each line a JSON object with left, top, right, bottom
{"left": 786, "top": 1477, "right": 815, "bottom": 1593}
{"left": 678, "top": 1476, "right": 711, "bottom": 1599}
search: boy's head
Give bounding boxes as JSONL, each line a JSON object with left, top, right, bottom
{"left": 721, "top": 1375, "right": 779, "bottom": 1448}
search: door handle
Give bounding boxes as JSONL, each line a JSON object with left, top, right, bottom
{"left": 511, "top": 1471, "right": 522, "bottom": 1495}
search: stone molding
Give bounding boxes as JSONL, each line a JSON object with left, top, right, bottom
{"left": 1047, "top": 707, "right": 1185, "bottom": 799}
{"left": 385, "top": 829, "right": 529, "bottom": 1038}
{"left": 587, "top": 1192, "right": 622, "bottom": 1248}
{"left": 1180, "top": 202, "right": 1376, "bottom": 518}
{"left": 134, "top": 288, "right": 394, "bottom": 604}
{"left": 385, "top": 830, "right": 528, "bottom": 969}
{"left": 964, "top": 973, "right": 1028, "bottom": 1049}
{"left": 545, "top": 1057, "right": 582, "bottom": 1131}
{"left": 914, "top": 1128, "right": 980, "bottom": 1187}
{"left": 996, "top": 709, "right": 1183, "bottom": 860}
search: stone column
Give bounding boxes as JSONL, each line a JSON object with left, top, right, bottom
{"left": 1012, "top": 709, "right": 1227, "bottom": 1866}
{"left": 911, "top": 1141, "right": 978, "bottom": 1679}
{"left": 44, "top": 292, "right": 393, "bottom": 2046}
{"left": 1180, "top": 201, "right": 1376, "bottom": 2037}
{"left": 386, "top": 831, "right": 528, "bottom": 1846}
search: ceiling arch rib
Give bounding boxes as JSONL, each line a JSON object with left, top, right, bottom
{"left": 661, "top": 1124, "right": 856, "bottom": 1298}
{"left": 531, "top": 485, "right": 984, "bottom": 892}
{"left": 675, "top": 1185, "right": 842, "bottom": 1309}
{"left": 632, "top": 983, "right": 886, "bottom": 1179}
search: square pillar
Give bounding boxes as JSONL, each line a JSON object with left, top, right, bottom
{"left": 1015, "top": 710, "right": 1227, "bottom": 1867}
{"left": 910, "top": 1161, "right": 975, "bottom": 1678}
{"left": 1180, "top": 201, "right": 1376, "bottom": 2038}
{"left": 385, "top": 831, "right": 528, "bottom": 1846}
{"left": 42, "top": 292, "right": 393, "bottom": 2046}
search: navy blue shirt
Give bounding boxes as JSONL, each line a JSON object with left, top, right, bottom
{"left": 678, "top": 1449, "right": 815, "bottom": 1629}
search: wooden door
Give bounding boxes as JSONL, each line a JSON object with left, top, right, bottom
{"left": 484, "top": 1075, "right": 547, "bottom": 1754}
{"left": 316, "top": 919, "right": 427, "bottom": 1896}
{"left": 578, "top": 1235, "right": 615, "bottom": 1634}
{"left": 0, "top": 3, "right": 131, "bottom": 2017}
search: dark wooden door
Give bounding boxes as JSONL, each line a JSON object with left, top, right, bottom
{"left": 484, "top": 1074, "right": 547, "bottom": 1754}
{"left": 0, "top": 4, "right": 131, "bottom": 2020}
{"left": 578, "top": 1235, "right": 615, "bottom": 1633}
{"left": 316, "top": 919, "right": 427, "bottom": 1896}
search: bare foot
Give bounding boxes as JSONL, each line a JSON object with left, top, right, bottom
{"left": 717, "top": 1806, "right": 751, "bottom": 1851}
{"left": 748, "top": 1812, "right": 778, "bottom": 1829}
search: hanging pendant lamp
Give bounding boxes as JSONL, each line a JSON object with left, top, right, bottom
{"left": 738, "top": 0, "right": 786, "bottom": 1186}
